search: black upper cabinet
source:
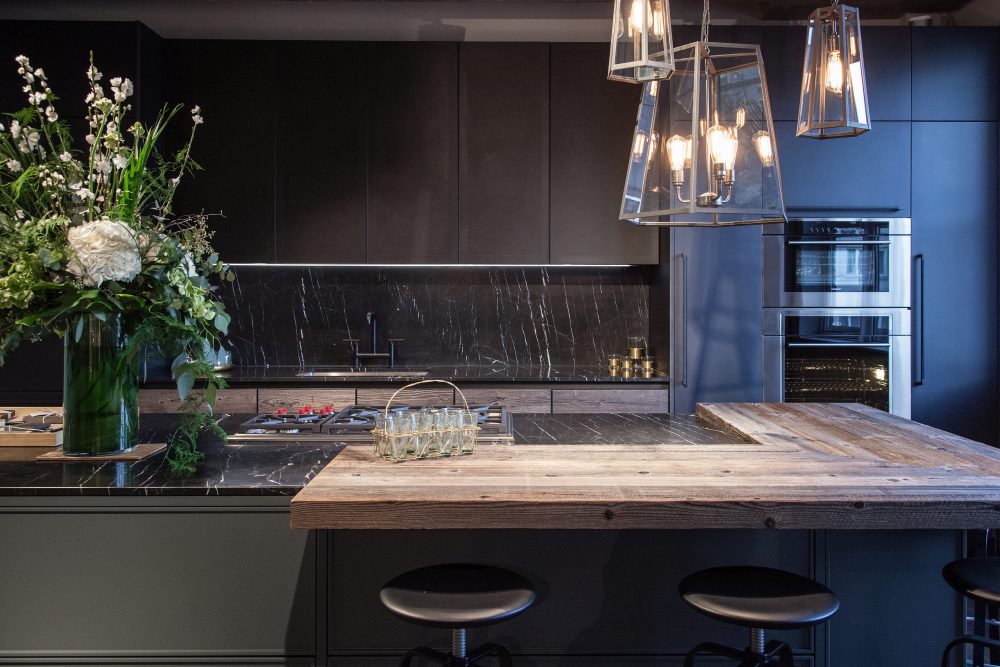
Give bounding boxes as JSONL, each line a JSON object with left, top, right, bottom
{"left": 163, "top": 41, "right": 276, "bottom": 263}
{"left": 275, "top": 43, "right": 365, "bottom": 263}
{"left": 458, "top": 44, "right": 549, "bottom": 264}
{"left": 911, "top": 122, "right": 998, "bottom": 445}
{"left": 367, "top": 43, "right": 458, "bottom": 264}
{"left": 761, "top": 26, "right": 911, "bottom": 122}
{"left": 549, "top": 43, "right": 656, "bottom": 265}
{"left": 0, "top": 21, "right": 143, "bottom": 119}
{"left": 913, "top": 28, "right": 999, "bottom": 121}
{"left": 774, "top": 120, "right": 910, "bottom": 216}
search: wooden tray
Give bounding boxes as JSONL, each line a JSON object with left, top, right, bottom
{"left": 36, "top": 443, "right": 166, "bottom": 462}
{"left": 0, "top": 407, "right": 63, "bottom": 447}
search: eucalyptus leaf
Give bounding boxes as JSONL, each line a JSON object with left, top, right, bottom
{"left": 213, "top": 312, "right": 230, "bottom": 335}
{"left": 176, "top": 370, "right": 195, "bottom": 401}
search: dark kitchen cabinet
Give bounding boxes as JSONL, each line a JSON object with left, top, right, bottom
{"left": 911, "top": 122, "right": 999, "bottom": 446}
{"left": 367, "top": 43, "right": 459, "bottom": 264}
{"left": 774, "top": 120, "right": 910, "bottom": 217}
{"left": 549, "top": 43, "right": 657, "bottom": 265}
{"left": 912, "top": 28, "right": 999, "bottom": 122}
{"left": 670, "top": 226, "right": 763, "bottom": 413}
{"left": 275, "top": 43, "right": 366, "bottom": 263}
{"left": 163, "top": 41, "right": 276, "bottom": 263}
{"left": 458, "top": 44, "right": 549, "bottom": 264}
{"left": 761, "top": 26, "right": 911, "bottom": 123}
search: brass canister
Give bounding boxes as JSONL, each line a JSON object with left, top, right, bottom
{"left": 640, "top": 356, "right": 655, "bottom": 371}
{"left": 608, "top": 354, "right": 623, "bottom": 369}
{"left": 627, "top": 336, "right": 646, "bottom": 360}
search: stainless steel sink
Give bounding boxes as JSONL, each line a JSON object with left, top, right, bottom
{"left": 295, "top": 368, "right": 428, "bottom": 378}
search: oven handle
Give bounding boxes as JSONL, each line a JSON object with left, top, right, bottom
{"left": 786, "top": 240, "right": 891, "bottom": 246}
{"left": 787, "top": 342, "right": 892, "bottom": 348}
{"left": 680, "top": 252, "right": 688, "bottom": 388}
{"left": 913, "top": 253, "right": 925, "bottom": 385}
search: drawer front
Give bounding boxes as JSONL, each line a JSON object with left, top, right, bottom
{"left": 551, "top": 389, "right": 668, "bottom": 414}
{"left": 138, "top": 388, "right": 258, "bottom": 414}
{"left": 258, "top": 389, "right": 357, "bottom": 413}
{"left": 459, "top": 389, "right": 551, "bottom": 413}
{"left": 356, "top": 388, "right": 455, "bottom": 407}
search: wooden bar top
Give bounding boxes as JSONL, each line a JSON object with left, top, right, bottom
{"left": 290, "top": 403, "right": 1000, "bottom": 530}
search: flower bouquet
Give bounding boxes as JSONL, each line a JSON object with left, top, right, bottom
{"left": 0, "top": 54, "right": 232, "bottom": 470}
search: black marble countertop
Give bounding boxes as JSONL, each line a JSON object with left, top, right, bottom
{"left": 139, "top": 364, "right": 671, "bottom": 388}
{"left": 0, "top": 413, "right": 731, "bottom": 497}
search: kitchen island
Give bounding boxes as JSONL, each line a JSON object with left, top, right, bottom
{"left": 0, "top": 406, "right": 980, "bottom": 666}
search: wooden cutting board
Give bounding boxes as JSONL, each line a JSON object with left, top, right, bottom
{"left": 0, "top": 407, "right": 64, "bottom": 447}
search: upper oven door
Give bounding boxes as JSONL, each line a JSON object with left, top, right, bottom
{"left": 763, "top": 219, "right": 911, "bottom": 308}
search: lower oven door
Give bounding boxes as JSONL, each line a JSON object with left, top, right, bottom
{"left": 763, "top": 309, "right": 911, "bottom": 418}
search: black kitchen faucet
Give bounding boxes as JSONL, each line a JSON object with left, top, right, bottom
{"left": 344, "top": 311, "right": 403, "bottom": 368}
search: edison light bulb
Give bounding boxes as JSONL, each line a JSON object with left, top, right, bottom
{"left": 752, "top": 130, "right": 774, "bottom": 168}
{"left": 631, "top": 131, "right": 647, "bottom": 161}
{"left": 652, "top": 1, "right": 666, "bottom": 39}
{"left": 705, "top": 125, "right": 738, "bottom": 171}
{"left": 825, "top": 49, "right": 844, "bottom": 95}
{"left": 666, "top": 135, "right": 690, "bottom": 171}
{"left": 628, "top": 0, "right": 650, "bottom": 37}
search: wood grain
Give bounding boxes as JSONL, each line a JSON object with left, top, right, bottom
{"left": 356, "top": 388, "right": 454, "bottom": 407}
{"left": 138, "top": 389, "right": 257, "bottom": 414}
{"left": 552, "top": 389, "right": 669, "bottom": 414}
{"left": 258, "top": 389, "right": 356, "bottom": 413}
{"left": 291, "top": 402, "right": 1000, "bottom": 530}
{"left": 460, "top": 389, "right": 551, "bottom": 413}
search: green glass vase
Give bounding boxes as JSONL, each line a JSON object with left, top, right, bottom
{"left": 62, "top": 312, "right": 139, "bottom": 455}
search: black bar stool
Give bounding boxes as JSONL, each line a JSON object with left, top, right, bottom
{"left": 380, "top": 563, "right": 536, "bottom": 666}
{"left": 941, "top": 557, "right": 1000, "bottom": 667}
{"left": 678, "top": 565, "right": 840, "bottom": 666}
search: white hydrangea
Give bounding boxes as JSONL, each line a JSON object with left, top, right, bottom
{"left": 65, "top": 219, "right": 142, "bottom": 287}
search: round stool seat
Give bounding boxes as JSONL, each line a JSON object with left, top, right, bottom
{"left": 679, "top": 566, "right": 840, "bottom": 630}
{"left": 943, "top": 558, "right": 1000, "bottom": 605}
{"left": 380, "top": 564, "right": 536, "bottom": 629}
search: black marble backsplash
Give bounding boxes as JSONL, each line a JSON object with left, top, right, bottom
{"left": 220, "top": 266, "right": 652, "bottom": 368}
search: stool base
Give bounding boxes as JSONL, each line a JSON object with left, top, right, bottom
{"left": 401, "top": 629, "right": 512, "bottom": 667}
{"left": 684, "top": 628, "right": 795, "bottom": 667}
{"left": 941, "top": 634, "right": 1000, "bottom": 667}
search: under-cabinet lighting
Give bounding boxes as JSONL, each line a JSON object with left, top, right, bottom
{"left": 229, "top": 263, "right": 636, "bottom": 269}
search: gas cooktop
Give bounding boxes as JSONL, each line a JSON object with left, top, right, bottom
{"left": 230, "top": 404, "right": 512, "bottom": 442}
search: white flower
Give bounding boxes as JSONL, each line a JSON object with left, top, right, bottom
{"left": 191, "top": 105, "right": 203, "bottom": 125}
{"left": 14, "top": 209, "right": 24, "bottom": 220}
{"left": 59, "top": 151, "right": 72, "bottom": 162}
{"left": 72, "top": 185, "right": 95, "bottom": 201}
{"left": 86, "top": 64, "right": 102, "bottom": 82}
{"left": 0, "top": 123, "right": 4, "bottom": 131}
{"left": 112, "top": 154, "right": 128, "bottom": 169}
{"left": 94, "top": 157, "right": 112, "bottom": 174}
{"left": 45, "top": 106, "right": 57, "bottom": 122}
{"left": 85, "top": 133, "right": 96, "bottom": 145}
{"left": 33, "top": 68, "right": 45, "bottom": 79}
{"left": 9, "top": 120, "right": 20, "bottom": 138}
{"left": 65, "top": 219, "right": 142, "bottom": 287}
{"left": 14, "top": 55, "right": 29, "bottom": 67}
{"left": 26, "top": 131, "right": 39, "bottom": 149}
{"left": 5, "top": 159, "right": 21, "bottom": 173}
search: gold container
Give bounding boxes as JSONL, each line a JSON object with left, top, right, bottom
{"left": 641, "top": 369, "right": 655, "bottom": 379}
{"left": 621, "top": 366, "right": 634, "bottom": 379}
{"left": 640, "top": 356, "right": 655, "bottom": 371}
{"left": 609, "top": 367, "right": 621, "bottom": 377}
{"left": 627, "top": 347, "right": 644, "bottom": 360}
{"left": 608, "top": 354, "right": 623, "bottom": 369}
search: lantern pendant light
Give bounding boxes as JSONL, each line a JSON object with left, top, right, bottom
{"left": 797, "top": 1, "right": 871, "bottom": 138}
{"left": 608, "top": 0, "right": 675, "bottom": 83}
{"left": 620, "top": 0, "right": 786, "bottom": 226}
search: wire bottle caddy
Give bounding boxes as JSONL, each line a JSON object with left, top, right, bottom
{"left": 371, "top": 380, "right": 482, "bottom": 462}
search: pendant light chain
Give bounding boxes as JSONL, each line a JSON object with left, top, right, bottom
{"left": 701, "top": 0, "right": 711, "bottom": 45}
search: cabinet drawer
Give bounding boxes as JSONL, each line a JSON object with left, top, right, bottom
{"left": 460, "top": 389, "right": 551, "bottom": 413}
{"left": 138, "top": 389, "right": 257, "bottom": 414}
{"left": 258, "top": 389, "right": 357, "bottom": 413}
{"left": 356, "top": 388, "right": 454, "bottom": 407}
{"left": 551, "top": 389, "right": 668, "bottom": 414}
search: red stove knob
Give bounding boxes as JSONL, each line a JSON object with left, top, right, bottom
{"left": 299, "top": 405, "right": 314, "bottom": 415}
{"left": 320, "top": 405, "right": 334, "bottom": 414}
{"left": 276, "top": 407, "right": 288, "bottom": 415}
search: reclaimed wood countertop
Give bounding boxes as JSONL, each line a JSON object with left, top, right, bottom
{"left": 290, "top": 403, "right": 1000, "bottom": 530}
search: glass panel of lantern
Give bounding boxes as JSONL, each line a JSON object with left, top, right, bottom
{"left": 608, "top": 0, "right": 675, "bottom": 83}
{"left": 796, "top": 3, "right": 870, "bottom": 138}
{"left": 620, "top": 40, "right": 786, "bottom": 226}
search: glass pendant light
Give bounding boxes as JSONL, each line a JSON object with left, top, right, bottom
{"left": 608, "top": 0, "right": 675, "bottom": 83}
{"left": 797, "top": 1, "right": 871, "bottom": 138}
{"left": 620, "top": 0, "right": 785, "bottom": 226}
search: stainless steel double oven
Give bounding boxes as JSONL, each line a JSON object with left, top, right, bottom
{"left": 762, "top": 219, "right": 911, "bottom": 417}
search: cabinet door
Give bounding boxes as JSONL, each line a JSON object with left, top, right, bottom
{"left": 911, "top": 122, "right": 998, "bottom": 445}
{"left": 549, "top": 43, "right": 657, "bottom": 264}
{"left": 367, "top": 43, "right": 458, "bottom": 264}
{"left": 163, "top": 41, "right": 276, "bottom": 262}
{"left": 762, "top": 26, "right": 911, "bottom": 123}
{"left": 275, "top": 44, "right": 365, "bottom": 263}
{"left": 912, "top": 28, "right": 999, "bottom": 122}
{"left": 551, "top": 389, "right": 668, "bottom": 413}
{"left": 670, "top": 226, "right": 763, "bottom": 414}
{"left": 458, "top": 44, "right": 549, "bottom": 264}
{"left": 775, "top": 120, "right": 910, "bottom": 216}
